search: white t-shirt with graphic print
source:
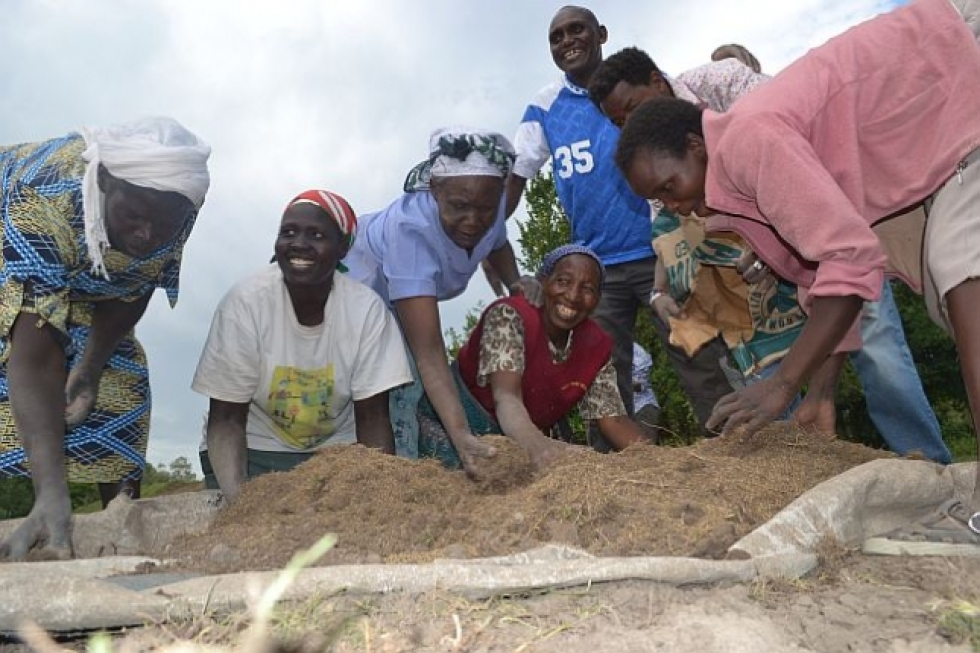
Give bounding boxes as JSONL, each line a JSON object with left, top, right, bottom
{"left": 192, "top": 265, "right": 411, "bottom": 452}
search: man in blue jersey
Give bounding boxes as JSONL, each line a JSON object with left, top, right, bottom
{"left": 504, "top": 5, "right": 734, "bottom": 445}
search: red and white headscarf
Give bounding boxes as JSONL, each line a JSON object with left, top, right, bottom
{"left": 286, "top": 189, "right": 358, "bottom": 245}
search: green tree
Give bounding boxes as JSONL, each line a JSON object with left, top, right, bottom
{"left": 516, "top": 172, "right": 571, "bottom": 271}
{"left": 165, "top": 456, "right": 198, "bottom": 483}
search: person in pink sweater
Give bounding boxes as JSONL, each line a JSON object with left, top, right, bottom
{"left": 615, "top": 0, "right": 980, "bottom": 549}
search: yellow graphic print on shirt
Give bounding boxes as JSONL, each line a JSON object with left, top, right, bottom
{"left": 267, "top": 365, "right": 336, "bottom": 449}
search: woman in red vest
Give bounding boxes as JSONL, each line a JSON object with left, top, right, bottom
{"left": 419, "top": 245, "right": 651, "bottom": 472}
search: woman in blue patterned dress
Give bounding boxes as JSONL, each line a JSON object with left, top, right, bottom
{"left": 0, "top": 118, "right": 210, "bottom": 560}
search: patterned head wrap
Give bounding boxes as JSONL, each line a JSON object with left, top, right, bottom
{"left": 80, "top": 117, "right": 211, "bottom": 279}
{"left": 404, "top": 126, "right": 516, "bottom": 192}
{"left": 538, "top": 244, "right": 606, "bottom": 286}
{"left": 284, "top": 189, "right": 358, "bottom": 272}
{"left": 285, "top": 189, "right": 358, "bottom": 246}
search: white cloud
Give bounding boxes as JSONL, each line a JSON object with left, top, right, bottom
{"left": 2, "top": 0, "right": 897, "bottom": 470}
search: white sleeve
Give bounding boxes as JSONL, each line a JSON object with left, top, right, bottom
{"left": 512, "top": 120, "right": 550, "bottom": 180}
{"left": 350, "top": 297, "right": 413, "bottom": 401}
{"left": 191, "top": 289, "right": 263, "bottom": 404}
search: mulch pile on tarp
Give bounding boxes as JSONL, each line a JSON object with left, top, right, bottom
{"left": 169, "top": 424, "right": 890, "bottom": 574}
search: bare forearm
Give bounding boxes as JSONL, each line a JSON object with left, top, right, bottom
{"left": 504, "top": 174, "right": 527, "bottom": 218}
{"left": 653, "top": 257, "right": 668, "bottom": 293}
{"left": 808, "top": 352, "right": 846, "bottom": 401}
{"left": 206, "top": 417, "right": 248, "bottom": 503}
{"left": 81, "top": 293, "right": 152, "bottom": 371}
{"left": 775, "top": 295, "right": 863, "bottom": 389}
{"left": 597, "top": 415, "right": 649, "bottom": 450}
{"left": 486, "top": 243, "right": 522, "bottom": 290}
{"left": 354, "top": 393, "right": 396, "bottom": 454}
{"left": 494, "top": 393, "right": 549, "bottom": 449}
{"left": 6, "top": 319, "right": 69, "bottom": 499}
{"left": 415, "top": 351, "right": 470, "bottom": 437}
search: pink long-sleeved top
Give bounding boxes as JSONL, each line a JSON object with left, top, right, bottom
{"left": 704, "top": 0, "right": 980, "bottom": 310}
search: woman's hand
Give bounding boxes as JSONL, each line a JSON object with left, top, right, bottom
{"left": 650, "top": 290, "right": 682, "bottom": 326}
{"left": 447, "top": 430, "right": 496, "bottom": 478}
{"left": 706, "top": 374, "right": 799, "bottom": 437}
{"left": 735, "top": 250, "right": 771, "bottom": 286}
{"left": 65, "top": 365, "right": 101, "bottom": 427}
{"left": 792, "top": 393, "right": 837, "bottom": 434}
{"left": 509, "top": 275, "right": 543, "bottom": 307}
{"left": 528, "top": 438, "right": 579, "bottom": 472}
{"left": 791, "top": 352, "right": 845, "bottom": 435}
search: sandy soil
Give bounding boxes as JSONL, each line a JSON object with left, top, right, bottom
{"left": 7, "top": 550, "right": 976, "bottom": 652}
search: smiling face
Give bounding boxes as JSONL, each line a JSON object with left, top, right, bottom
{"left": 98, "top": 165, "right": 194, "bottom": 259}
{"left": 548, "top": 7, "right": 607, "bottom": 87}
{"left": 431, "top": 175, "right": 504, "bottom": 251}
{"left": 274, "top": 203, "right": 350, "bottom": 288}
{"left": 623, "top": 135, "right": 710, "bottom": 217}
{"left": 600, "top": 77, "right": 672, "bottom": 128}
{"left": 542, "top": 254, "right": 602, "bottom": 343}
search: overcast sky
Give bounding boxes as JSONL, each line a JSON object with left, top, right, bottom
{"left": 3, "top": 0, "right": 898, "bottom": 472}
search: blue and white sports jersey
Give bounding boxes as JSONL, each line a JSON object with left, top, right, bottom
{"left": 513, "top": 77, "right": 654, "bottom": 267}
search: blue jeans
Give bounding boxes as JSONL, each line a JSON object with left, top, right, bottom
{"left": 851, "top": 281, "right": 951, "bottom": 463}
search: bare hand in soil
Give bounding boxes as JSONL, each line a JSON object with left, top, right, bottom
{"left": 706, "top": 375, "right": 798, "bottom": 437}
{"left": 0, "top": 499, "right": 73, "bottom": 561}
{"left": 65, "top": 366, "right": 100, "bottom": 427}
{"left": 791, "top": 392, "right": 837, "bottom": 435}
{"left": 452, "top": 432, "right": 496, "bottom": 479}
{"left": 527, "top": 438, "right": 579, "bottom": 473}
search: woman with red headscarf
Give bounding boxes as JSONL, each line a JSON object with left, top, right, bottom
{"left": 192, "top": 190, "right": 411, "bottom": 503}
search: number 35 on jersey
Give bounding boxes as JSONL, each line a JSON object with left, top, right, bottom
{"left": 553, "top": 140, "right": 594, "bottom": 179}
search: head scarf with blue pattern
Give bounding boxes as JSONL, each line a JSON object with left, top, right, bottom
{"left": 538, "top": 244, "right": 606, "bottom": 286}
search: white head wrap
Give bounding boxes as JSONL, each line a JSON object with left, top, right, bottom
{"left": 403, "top": 126, "right": 515, "bottom": 192}
{"left": 80, "top": 116, "right": 211, "bottom": 278}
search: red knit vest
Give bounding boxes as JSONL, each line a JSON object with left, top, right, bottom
{"left": 457, "top": 296, "right": 613, "bottom": 430}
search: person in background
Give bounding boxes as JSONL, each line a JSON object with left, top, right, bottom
{"left": 710, "top": 44, "right": 762, "bottom": 73}
{"left": 505, "top": 6, "right": 734, "bottom": 450}
{"left": 0, "top": 118, "right": 210, "bottom": 560}
{"left": 419, "top": 245, "right": 650, "bottom": 470}
{"left": 343, "top": 127, "right": 539, "bottom": 478}
{"left": 631, "top": 342, "right": 661, "bottom": 442}
{"left": 589, "top": 45, "right": 951, "bottom": 463}
{"left": 192, "top": 190, "right": 411, "bottom": 504}
{"left": 615, "top": 0, "right": 980, "bottom": 545}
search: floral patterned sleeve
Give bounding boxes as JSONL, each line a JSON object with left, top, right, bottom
{"left": 578, "top": 359, "right": 627, "bottom": 420}
{"left": 475, "top": 303, "right": 526, "bottom": 387}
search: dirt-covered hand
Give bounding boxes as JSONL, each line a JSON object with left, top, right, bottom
{"left": 451, "top": 431, "right": 497, "bottom": 480}
{"left": 510, "top": 275, "right": 543, "bottom": 307}
{"left": 792, "top": 392, "right": 837, "bottom": 435}
{"left": 706, "top": 375, "right": 799, "bottom": 437}
{"left": 527, "top": 437, "right": 579, "bottom": 473}
{"left": 65, "top": 366, "right": 101, "bottom": 428}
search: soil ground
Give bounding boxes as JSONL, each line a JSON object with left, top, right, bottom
{"left": 5, "top": 551, "right": 978, "bottom": 652}
{"left": 167, "top": 424, "right": 890, "bottom": 574}
{"left": 8, "top": 425, "right": 975, "bottom": 652}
